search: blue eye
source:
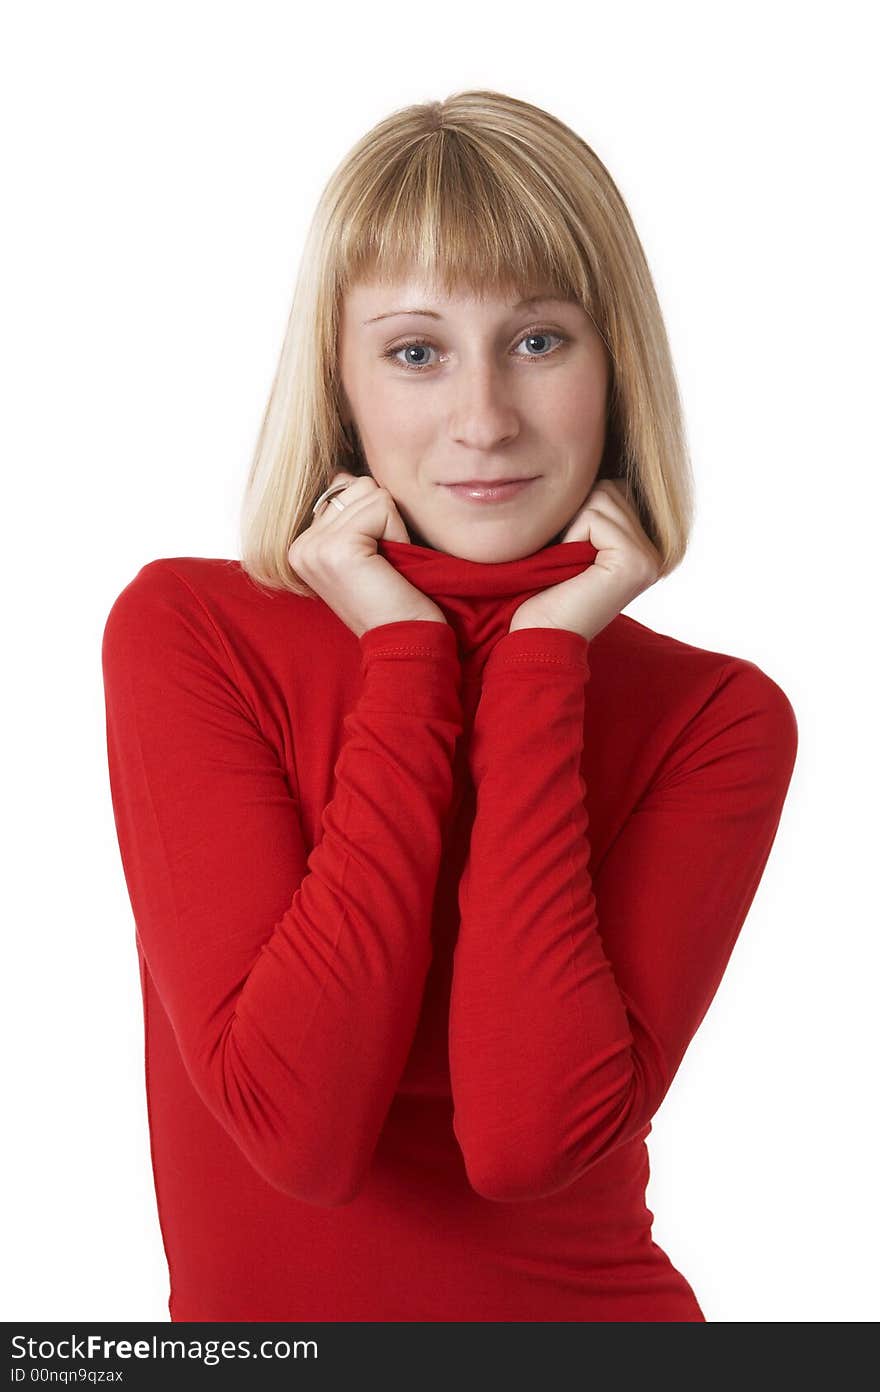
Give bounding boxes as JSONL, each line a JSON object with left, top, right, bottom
{"left": 389, "top": 342, "right": 437, "bottom": 370}
{"left": 382, "top": 327, "right": 568, "bottom": 373}
{"left": 513, "top": 331, "right": 564, "bottom": 359}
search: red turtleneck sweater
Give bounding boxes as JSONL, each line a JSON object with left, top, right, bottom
{"left": 101, "top": 538, "right": 798, "bottom": 1322}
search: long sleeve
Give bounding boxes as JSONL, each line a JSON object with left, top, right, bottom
{"left": 101, "top": 560, "right": 463, "bottom": 1207}
{"left": 449, "top": 625, "right": 798, "bottom": 1203}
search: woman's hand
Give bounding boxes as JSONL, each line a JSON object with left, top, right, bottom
{"left": 289, "top": 470, "right": 448, "bottom": 638}
{"left": 509, "top": 479, "right": 662, "bottom": 642}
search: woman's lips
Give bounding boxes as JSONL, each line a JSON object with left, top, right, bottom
{"left": 441, "top": 477, "right": 538, "bottom": 503}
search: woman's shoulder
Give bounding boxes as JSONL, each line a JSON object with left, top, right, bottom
{"left": 101, "top": 555, "right": 348, "bottom": 689}
{"left": 596, "top": 611, "right": 798, "bottom": 769}
{"left": 103, "top": 555, "right": 321, "bottom": 641}
{"left": 602, "top": 609, "right": 792, "bottom": 696}
{"left": 104, "top": 554, "right": 297, "bottom": 613}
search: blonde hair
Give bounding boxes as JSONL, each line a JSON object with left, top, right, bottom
{"left": 239, "top": 88, "right": 695, "bottom": 597}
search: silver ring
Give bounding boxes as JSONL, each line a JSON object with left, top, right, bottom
{"left": 312, "top": 480, "right": 352, "bottom": 517}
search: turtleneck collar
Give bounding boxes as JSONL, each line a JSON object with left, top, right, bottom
{"left": 377, "top": 537, "right": 598, "bottom": 674}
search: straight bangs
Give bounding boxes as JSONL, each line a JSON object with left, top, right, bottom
{"left": 333, "top": 130, "right": 602, "bottom": 336}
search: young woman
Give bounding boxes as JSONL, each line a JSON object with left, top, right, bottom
{"left": 101, "top": 89, "right": 798, "bottom": 1322}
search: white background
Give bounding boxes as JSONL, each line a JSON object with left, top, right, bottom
{"left": 3, "top": 0, "right": 877, "bottom": 1324}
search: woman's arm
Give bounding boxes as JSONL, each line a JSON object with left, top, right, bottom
{"left": 102, "top": 560, "right": 463, "bottom": 1206}
{"left": 448, "top": 625, "right": 798, "bottom": 1202}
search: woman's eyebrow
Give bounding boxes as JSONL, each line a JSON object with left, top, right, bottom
{"left": 362, "top": 296, "right": 567, "bottom": 326}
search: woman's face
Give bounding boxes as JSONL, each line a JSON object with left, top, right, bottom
{"left": 338, "top": 274, "right": 610, "bottom": 560}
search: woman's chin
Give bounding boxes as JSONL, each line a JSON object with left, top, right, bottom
{"left": 403, "top": 510, "right": 571, "bottom": 554}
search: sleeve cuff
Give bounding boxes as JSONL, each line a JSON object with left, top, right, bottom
{"left": 484, "top": 625, "right": 590, "bottom": 676}
{"left": 359, "top": 618, "right": 459, "bottom": 665}
{"left": 357, "top": 621, "right": 463, "bottom": 719}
